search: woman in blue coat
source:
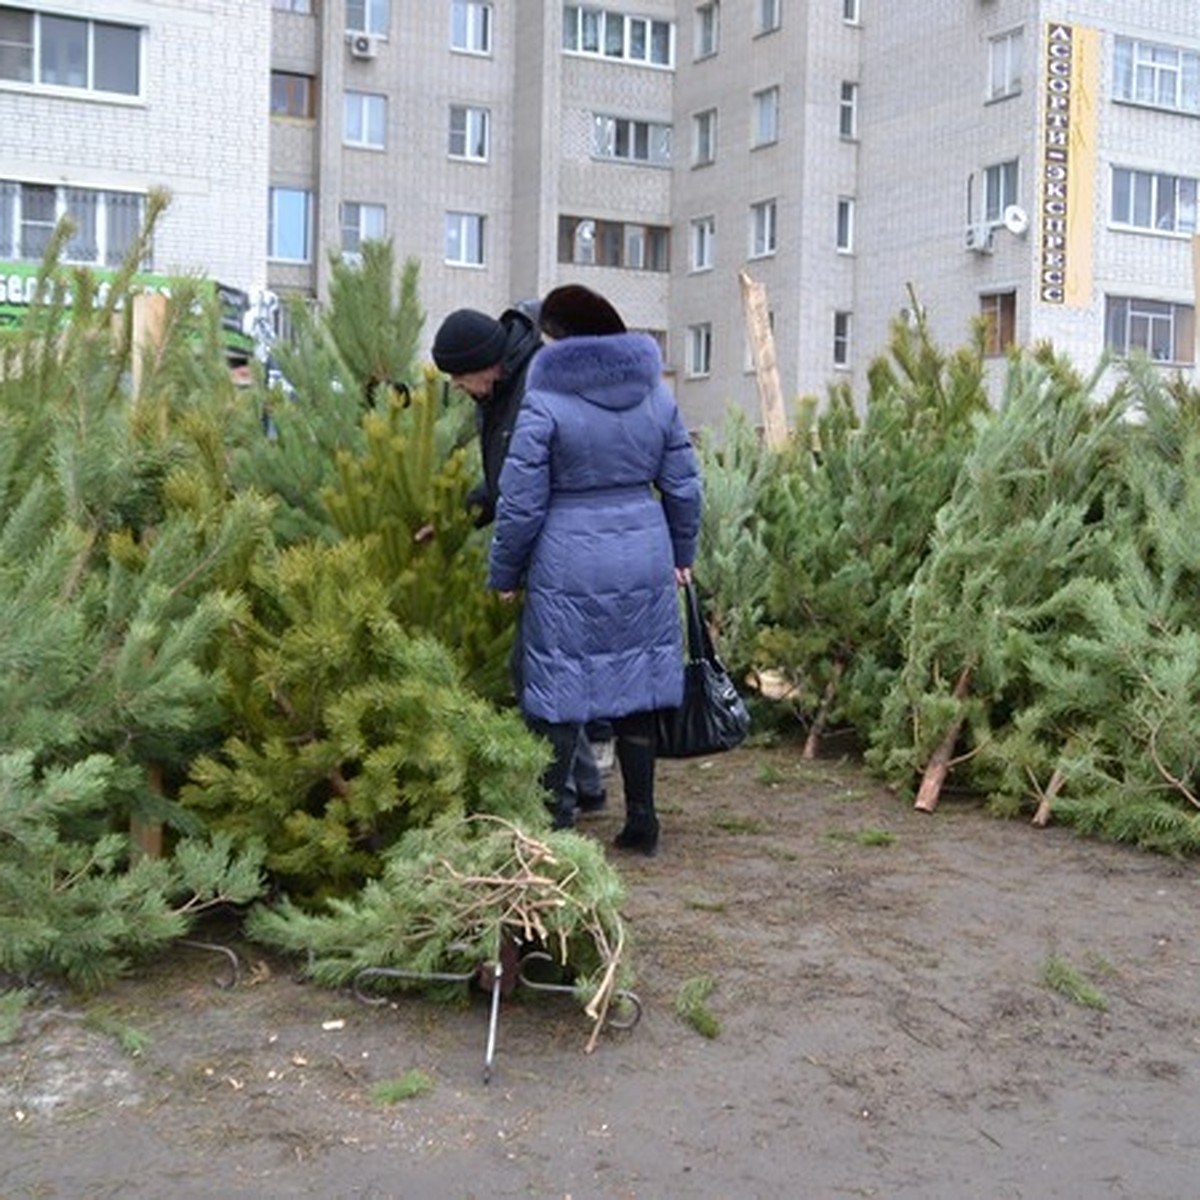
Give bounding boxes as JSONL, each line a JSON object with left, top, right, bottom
{"left": 488, "top": 285, "right": 702, "bottom": 855}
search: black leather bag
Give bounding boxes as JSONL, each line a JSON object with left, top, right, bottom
{"left": 655, "top": 580, "right": 750, "bottom": 759}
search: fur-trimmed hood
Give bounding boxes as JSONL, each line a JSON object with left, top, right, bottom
{"left": 526, "top": 331, "right": 663, "bottom": 412}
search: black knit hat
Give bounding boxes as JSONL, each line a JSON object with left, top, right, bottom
{"left": 539, "top": 285, "right": 626, "bottom": 339}
{"left": 432, "top": 309, "right": 507, "bottom": 374}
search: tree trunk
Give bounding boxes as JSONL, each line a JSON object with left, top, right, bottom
{"left": 913, "top": 664, "right": 973, "bottom": 813}
{"left": 1031, "top": 766, "right": 1066, "bottom": 827}
{"left": 802, "top": 661, "right": 845, "bottom": 760}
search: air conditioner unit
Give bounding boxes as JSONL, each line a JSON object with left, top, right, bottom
{"left": 964, "top": 222, "right": 995, "bottom": 254}
{"left": 348, "top": 33, "right": 378, "bottom": 59}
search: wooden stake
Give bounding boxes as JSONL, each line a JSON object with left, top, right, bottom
{"left": 738, "top": 269, "right": 789, "bottom": 450}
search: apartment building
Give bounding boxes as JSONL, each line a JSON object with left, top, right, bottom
{"left": 3, "top": 2, "right": 1196, "bottom": 431}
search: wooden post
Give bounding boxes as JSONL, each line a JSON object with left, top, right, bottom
{"left": 738, "top": 269, "right": 789, "bottom": 451}
{"left": 1193, "top": 235, "right": 1199, "bottom": 369}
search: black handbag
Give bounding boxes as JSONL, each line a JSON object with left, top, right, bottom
{"left": 655, "top": 580, "right": 750, "bottom": 758}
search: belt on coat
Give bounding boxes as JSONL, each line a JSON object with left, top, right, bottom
{"left": 551, "top": 483, "right": 652, "bottom": 506}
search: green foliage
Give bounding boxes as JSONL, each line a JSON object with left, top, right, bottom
{"left": 371, "top": 1069, "right": 434, "bottom": 1104}
{"left": 675, "top": 974, "right": 720, "bottom": 1038}
{"left": 1041, "top": 953, "right": 1109, "bottom": 1012}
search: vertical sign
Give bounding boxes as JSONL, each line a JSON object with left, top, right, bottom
{"left": 1038, "top": 23, "right": 1099, "bottom": 307}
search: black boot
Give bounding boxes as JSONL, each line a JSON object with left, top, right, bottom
{"left": 612, "top": 726, "right": 659, "bottom": 856}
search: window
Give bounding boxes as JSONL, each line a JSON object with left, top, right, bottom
{"left": 836, "top": 197, "right": 855, "bottom": 252}
{"left": 1105, "top": 296, "right": 1195, "bottom": 364}
{"left": 752, "top": 86, "right": 779, "bottom": 147}
{"left": 451, "top": 1, "right": 492, "bottom": 54}
{"left": 1111, "top": 168, "right": 1197, "bottom": 235}
{"left": 341, "top": 202, "right": 385, "bottom": 257}
{"left": 842, "top": 0, "right": 859, "bottom": 24}
{"left": 756, "top": 0, "right": 781, "bottom": 35}
{"left": 0, "top": 180, "right": 144, "bottom": 265}
{"left": 988, "top": 29, "right": 1023, "bottom": 100}
{"left": 445, "top": 211, "right": 485, "bottom": 265}
{"left": 562, "top": 6, "right": 674, "bottom": 68}
{"left": 273, "top": 0, "right": 312, "bottom": 11}
{"left": 695, "top": 3, "right": 718, "bottom": 59}
{"left": 0, "top": 8, "right": 140, "bottom": 97}
{"left": 839, "top": 82, "right": 858, "bottom": 139}
{"left": 269, "top": 187, "right": 312, "bottom": 262}
{"left": 691, "top": 216, "right": 715, "bottom": 271}
{"left": 693, "top": 108, "right": 717, "bottom": 166}
{"left": 449, "top": 105, "right": 490, "bottom": 160}
{"left": 557, "top": 215, "right": 669, "bottom": 270}
{"left": 344, "top": 91, "right": 386, "bottom": 149}
{"left": 980, "top": 292, "right": 1016, "bottom": 357}
{"left": 833, "top": 311, "right": 851, "bottom": 368}
{"left": 593, "top": 115, "right": 672, "bottom": 165}
{"left": 1113, "top": 37, "right": 1200, "bottom": 115}
{"left": 346, "top": 0, "right": 389, "bottom": 36}
{"left": 984, "top": 160, "right": 1019, "bottom": 223}
{"left": 270, "top": 72, "right": 314, "bottom": 118}
{"left": 749, "top": 199, "right": 777, "bottom": 258}
{"left": 687, "top": 323, "right": 713, "bottom": 377}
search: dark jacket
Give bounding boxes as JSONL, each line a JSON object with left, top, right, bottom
{"left": 468, "top": 306, "right": 541, "bottom": 526}
{"left": 487, "top": 332, "right": 703, "bottom": 724}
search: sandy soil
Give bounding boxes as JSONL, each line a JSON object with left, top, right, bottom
{"left": 4, "top": 743, "right": 1200, "bottom": 1199}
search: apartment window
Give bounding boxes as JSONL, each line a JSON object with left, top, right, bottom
{"left": 833, "top": 311, "right": 851, "bottom": 368}
{"left": 836, "top": 197, "right": 855, "bottom": 252}
{"left": 0, "top": 180, "right": 144, "bottom": 266}
{"left": 269, "top": 187, "right": 312, "bottom": 263}
{"left": 1105, "top": 296, "right": 1195, "bottom": 364}
{"left": 451, "top": 1, "right": 492, "bottom": 54}
{"left": 341, "top": 202, "right": 386, "bottom": 256}
{"left": 593, "top": 115, "right": 672, "bottom": 165}
{"left": 445, "top": 211, "right": 485, "bottom": 265}
{"left": 687, "top": 323, "right": 713, "bottom": 376}
{"left": 0, "top": 8, "right": 140, "bottom": 97}
{"left": 557, "top": 215, "right": 669, "bottom": 270}
{"left": 749, "top": 199, "right": 777, "bottom": 258}
{"left": 842, "top": 0, "right": 859, "bottom": 24}
{"left": 449, "top": 105, "right": 490, "bottom": 161}
{"left": 839, "top": 82, "right": 858, "bottom": 139}
{"left": 693, "top": 108, "right": 717, "bottom": 166}
{"left": 1113, "top": 37, "right": 1200, "bottom": 115}
{"left": 273, "top": 0, "right": 312, "bottom": 11}
{"left": 980, "top": 292, "right": 1016, "bottom": 357}
{"left": 756, "top": 0, "right": 781, "bottom": 35}
{"left": 695, "top": 3, "right": 718, "bottom": 59}
{"left": 1111, "top": 168, "right": 1198, "bottom": 235}
{"left": 690, "top": 216, "right": 715, "bottom": 271}
{"left": 984, "top": 160, "right": 1019, "bottom": 223}
{"left": 270, "top": 72, "right": 314, "bottom": 118}
{"left": 346, "top": 0, "right": 389, "bottom": 36}
{"left": 344, "top": 91, "right": 386, "bottom": 149}
{"left": 562, "top": 6, "right": 674, "bottom": 68}
{"left": 752, "top": 86, "right": 780, "bottom": 147}
{"left": 988, "top": 28, "right": 1023, "bottom": 100}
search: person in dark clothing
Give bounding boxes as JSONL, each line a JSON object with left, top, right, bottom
{"left": 432, "top": 302, "right": 611, "bottom": 817}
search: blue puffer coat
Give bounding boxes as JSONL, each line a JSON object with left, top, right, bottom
{"left": 488, "top": 332, "right": 702, "bottom": 724}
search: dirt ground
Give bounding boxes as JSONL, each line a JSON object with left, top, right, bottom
{"left": 4, "top": 740, "right": 1200, "bottom": 1200}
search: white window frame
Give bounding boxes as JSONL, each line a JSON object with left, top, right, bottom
{"left": 562, "top": 6, "right": 675, "bottom": 68}
{"left": 836, "top": 197, "right": 855, "bottom": 252}
{"left": 1111, "top": 167, "right": 1198, "bottom": 236}
{"left": 686, "top": 322, "right": 713, "bottom": 377}
{"left": 752, "top": 86, "right": 779, "bottom": 147}
{"left": 749, "top": 198, "right": 777, "bottom": 258}
{"left": 341, "top": 201, "right": 386, "bottom": 257}
{"left": 842, "top": 0, "right": 859, "bottom": 25}
{"left": 988, "top": 28, "right": 1023, "bottom": 101}
{"left": 346, "top": 0, "right": 389, "bottom": 36}
{"left": 1105, "top": 295, "right": 1195, "bottom": 364}
{"left": 690, "top": 215, "right": 715, "bottom": 271}
{"left": 269, "top": 186, "right": 312, "bottom": 263}
{"left": 693, "top": 108, "right": 717, "bottom": 166}
{"left": 694, "top": 2, "right": 718, "bottom": 59}
{"left": 0, "top": 8, "right": 142, "bottom": 98}
{"left": 755, "top": 0, "right": 781, "bottom": 35}
{"left": 1113, "top": 37, "right": 1200, "bottom": 115}
{"left": 0, "top": 179, "right": 145, "bottom": 266}
{"left": 984, "top": 159, "right": 1019, "bottom": 223}
{"left": 445, "top": 210, "right": 486, "bottom": 266}
{"left": 451, "top": 1, "right": 492, "bottom": 54}
{"left": 343, "top": 91, "right": 386, "bottom": 149}
{"left": 273, "top": 0, "right": 312, "bottom": 11}
{"left": 449, "top": 104, "right": 491, "bottom": 161}
{"left": 839, "top": 81, "right": 858, "bottom": 139}
{"left": 592, "top": 115, "right": 672, "bottom": 165}
{"left": 833, "top": 311, "right": 851, "bottom": 368}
